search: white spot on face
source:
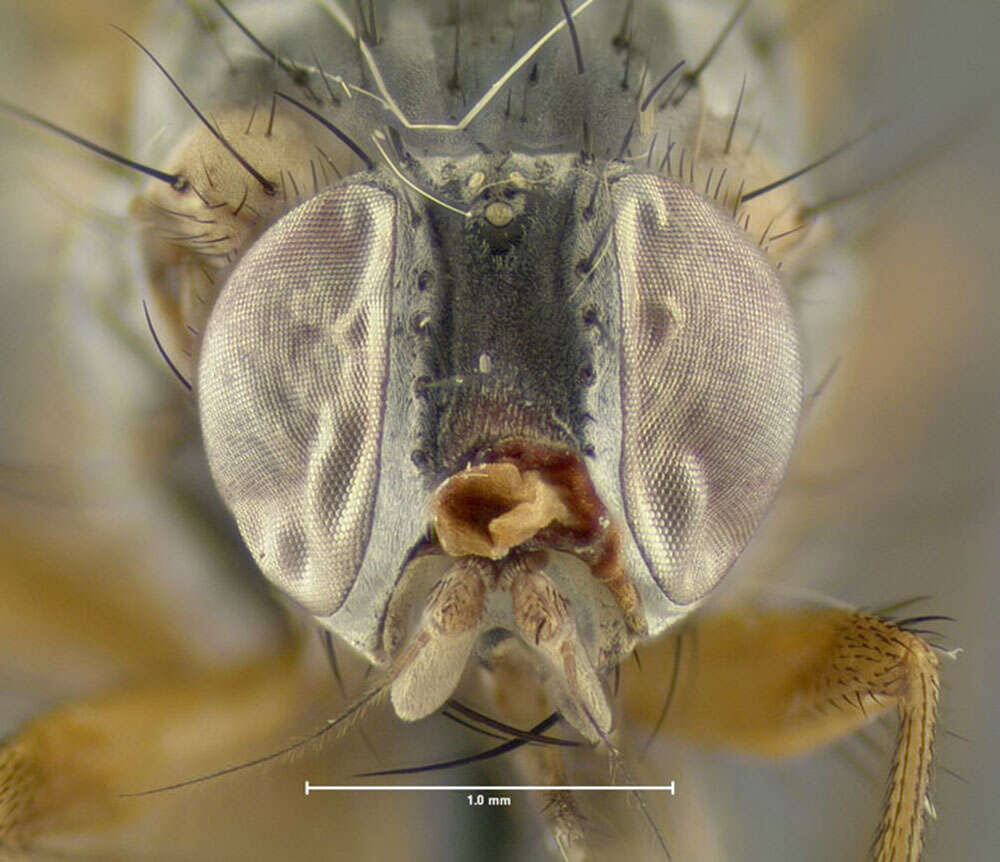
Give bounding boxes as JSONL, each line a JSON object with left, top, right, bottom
{"left": 484, "top": 201, "right": 514, "bottom": 227}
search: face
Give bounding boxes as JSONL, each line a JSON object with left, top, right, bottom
{"left": 0, "top": 1, "right": 997, "bottom": 859}
{"left": 142, "top": 0, "right": 806, "bottom": 743}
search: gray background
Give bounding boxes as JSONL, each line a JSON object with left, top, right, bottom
{"left": 0, "top": 1, "right": 996, "bottom": 859}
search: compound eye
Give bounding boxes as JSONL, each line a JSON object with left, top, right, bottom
{"left": 611, "top": 173, "right": 801, "bottom": 605}
{"left": 198, "top": 185, "right": 396, "bottom": 615}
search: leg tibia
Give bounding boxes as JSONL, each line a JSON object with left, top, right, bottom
{"left": 625, "top": 607, "right": 940, "bottom": 861}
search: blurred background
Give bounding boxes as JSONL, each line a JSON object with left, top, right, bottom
{"left": 0, "top": 1, "right": 997, "bottom": 859}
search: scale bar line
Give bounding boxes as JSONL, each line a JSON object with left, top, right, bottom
{"left": 305, "top": 782, "right": 675, "bottom": 794}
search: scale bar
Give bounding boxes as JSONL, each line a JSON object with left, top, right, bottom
{"left": 305, "top": 782, "right": 675, "bottom": 794}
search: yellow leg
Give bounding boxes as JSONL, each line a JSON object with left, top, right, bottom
{"left": 624, "top": 607, "right": 942, "bottom": 862}
{"left": 0, "top": 643, "right": 314, "bottom": 850}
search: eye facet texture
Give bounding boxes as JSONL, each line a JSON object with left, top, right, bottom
{"left": 198, "top": 185, "right": 396, "bottom": 615}
{"left": 612, "top": 173, "right": 801, "bottom": 605}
